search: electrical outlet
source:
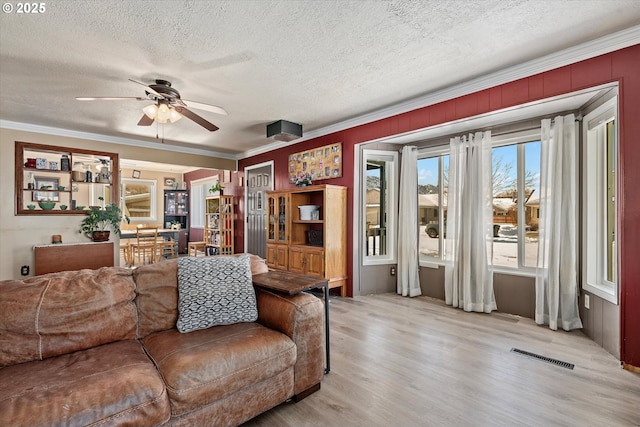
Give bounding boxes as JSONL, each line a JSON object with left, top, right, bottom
{"left": 390, "top": 266, "right": 396, "bottom": 276}
{"left": 584, "top": 294, "right": 590, "bottom": 309}
{"left": 21, "top": 265, "right": 30, "bottom": 276}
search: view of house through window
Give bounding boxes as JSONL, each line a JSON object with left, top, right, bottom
{"left": 417, "top": 154, "right": 448, "bottom": 259}
{"left": 418, "top": 135, "right": 541, "bottom": 271}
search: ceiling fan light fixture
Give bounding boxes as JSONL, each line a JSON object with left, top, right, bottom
{"left": 157, "top": 103, "right": 171, "bottom": 122}
{"left": 143, "top": 104, "right": 158, "bottom": 119}
{"left": 168, "top": 108, "right": 182, "bottom": 123}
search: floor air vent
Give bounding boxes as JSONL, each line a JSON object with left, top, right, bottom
{"left": 510, "top": 348, "right": 575, "bottom": 370}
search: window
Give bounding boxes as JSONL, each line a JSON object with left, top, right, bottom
{"left": 491, "top": 135, "right": 541, "bottom": 270}
{"left": 583, "top": 97, "right": 618, "bottom": 303}
{"left": 121, "top": 178, "right": 156, "bottom": 221}
{"left": 417, "top": 148, "right": 448, "bottom": 260}
{"left": 418, "top": 129, "right": 541, "bottom": 273}
{"left": 190, "top": 177, "right": 218, "bottom": 228}
{"left": 362, "top": 149, "right": 398, "bottom": 265}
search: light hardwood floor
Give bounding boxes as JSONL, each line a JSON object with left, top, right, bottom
{"left": 243, "top": 293, "right": 640, "bottom": 427}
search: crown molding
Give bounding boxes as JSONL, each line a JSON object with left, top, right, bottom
{"left": 238, "top": 25, "right": 640, "bottom": 160}
{"left": 0, "top": 120, "right": 236, "bottom": 160}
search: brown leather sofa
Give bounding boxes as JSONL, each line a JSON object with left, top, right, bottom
{"left": 0, "top": 256, "right": 325, "bottom": 427}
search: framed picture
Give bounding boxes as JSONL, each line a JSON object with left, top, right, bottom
{"left": 223, "top": 170, "right": 231, "bottom": 183}
{"left": 132, "top": 170, "right": 141, "bottom": 179}
{"left": 33, "top": 177, "right": 59, "bottom": 201}
{"left": 289, "top": 142, "right": 342, "bottom": 183}
{"left": 164, "top": 177, "right": 175, "bottom": 187}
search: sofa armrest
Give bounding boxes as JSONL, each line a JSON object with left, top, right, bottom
{"left": 255, "top": 288, "right": 324, "bottom": 396}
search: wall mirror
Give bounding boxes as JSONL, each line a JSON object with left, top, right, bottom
{"left": 121, "top": 178, "right": 157, "bottom": 222}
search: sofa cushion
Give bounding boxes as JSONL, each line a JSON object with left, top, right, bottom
{"left": 142, "top": 322, "right": 296, "bottom": 416}
{"left": 134, "top": 254, "right": 269, "bottom": 338}
{"left": 0, "top": 267, "right": 137, "bottom": 367}
{"left": 0, "top": 340, "right": 170, "bottom": 427}
{"left": 176, "top": 254, "right": 257, "bottom": 333}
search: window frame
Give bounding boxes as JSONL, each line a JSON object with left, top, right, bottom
{"left": 362, "top": 149, "right": 398, "bottom": 266}
{"left": 418, "top": 128, "right": 542, "bottom": 276}
{"left": 190, "top": 176, "right": 218, "bottom": 229}
{"left": 582, "top": 97, "right": 619, "bottom": 304}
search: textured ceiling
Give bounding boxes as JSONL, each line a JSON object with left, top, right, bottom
{"left": 1, "top": 0, "right": 639, "bottom": 158}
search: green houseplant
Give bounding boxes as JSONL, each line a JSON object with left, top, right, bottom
{"left": 79, "top": 197, "right": 129, "bottom": 242}
{"left": 208, "top": 183, "right": 224, "bottom": 195}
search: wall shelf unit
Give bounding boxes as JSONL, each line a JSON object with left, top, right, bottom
{"left": 266, "top": 184, "right": 347, "bottom": 296}
{"left": 15, "top": 141, "right": 119, "bottom": 215}
{"left": 204, "top": 195, "right": 234, "bottom": 255}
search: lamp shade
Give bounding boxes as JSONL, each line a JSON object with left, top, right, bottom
{"left": 143, "top": 104, "right": 158, "bottom": 119}
{"left": 169, "top": 108, "right": 182, "bottom": 123}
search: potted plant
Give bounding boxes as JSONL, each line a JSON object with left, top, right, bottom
{"left": 79, "top": 197, "right": 129, "bottom": 242}
{"left": 209, "top": 183, "right": 224, "bottom": 196}
{"left": 294, "top": 173, "right": 312, "bottom": 187}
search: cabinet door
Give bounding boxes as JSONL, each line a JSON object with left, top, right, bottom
{"left": 275, "top": 245, "right": 289, "bottom": 270}
{"left": 267, "top": 192, "right": 289, "bottom": 244}
{"left": 266, "top": 244, "right": 288, "bottom": 270}
{"left": 266, "top": 244, "right": 278, "bottom": 268}
{"left": 288, "top": 246, "right": 305, "bottom": 274}
{"left": 305, "top": 247, "right": 325, "bottom": 277}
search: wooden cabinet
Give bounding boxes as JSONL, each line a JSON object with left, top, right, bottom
{"left": 289, "top": 245, "right": 324, "bottom": 276}
{"left": 266, "top": 243, "right": 289, "bottom": 270}
{"left": 15, "top": 141, "right": 119, "bottom": 215}
{"left": 205, "top": 195, "right": 234, "bottom": 255}
{"left": 164, "top": 189, "right": 189, "bottom": 253}
{"left": 266, "top": 184, "right": 347, "bottom": 296}
{"left": 34, "top": 242, "right": 114, "bottom": 275}
{"left": 266, "top": 191, "right": 290, "bottom": 269}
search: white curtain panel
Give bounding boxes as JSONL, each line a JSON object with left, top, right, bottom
{"left": 397, "top": 146, "right": 421, "bottom": 297}
{"left": 535, "top": 114, "right": 583, "bottom": 331}
{"left": 444, "top": 131, "right": 496, "bottom": 313}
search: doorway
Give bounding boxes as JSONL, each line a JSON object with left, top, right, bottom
{"left": 244, "top": 162, "right": 273, "bottom": 258}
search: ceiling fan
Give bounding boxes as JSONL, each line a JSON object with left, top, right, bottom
{"left": 76, "top": 79, "right": 227, "bottom": 132}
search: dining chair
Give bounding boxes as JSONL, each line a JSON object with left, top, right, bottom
{"left": 156, "top": 236, "right": 176, "bottom": 261}
{"left": 130, "top": 225, "right": 158, "bottom": 265}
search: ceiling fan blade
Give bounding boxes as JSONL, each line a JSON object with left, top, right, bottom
{"left": 137, "top": 114, "right": 154, "bottom": 126}
{"left": 128, "top": 78, "right": 163, "bottom": 98}
{"left": 76, "top": 96, "right": 147, "bottom": 101}
{"left": 174, "top": 106, "right": 219, "bottom": 132}
{"left": 181, "top": 99, "right": 228, "bottom": 115}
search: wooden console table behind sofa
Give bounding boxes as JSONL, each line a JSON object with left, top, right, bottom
{"left": 33, "top": 241, "right": 114, "bottom": 275}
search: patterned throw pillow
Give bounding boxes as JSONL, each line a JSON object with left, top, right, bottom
{"left": 176, "top": 254, "right": 258, "bottom": 333}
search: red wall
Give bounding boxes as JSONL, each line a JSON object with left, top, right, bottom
{"left": 239, "top": 44, "right": 640, "bottom": 367}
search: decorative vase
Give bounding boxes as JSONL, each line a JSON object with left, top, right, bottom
{"left": 91, "top": 231, "right": 110, "bottom": 242}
